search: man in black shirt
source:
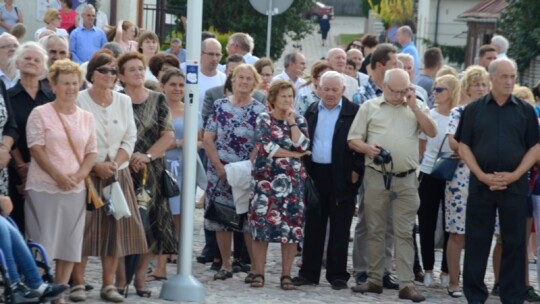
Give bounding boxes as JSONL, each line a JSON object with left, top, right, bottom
{"left": 455, "top": 58, "right": 540, "bottom": 304}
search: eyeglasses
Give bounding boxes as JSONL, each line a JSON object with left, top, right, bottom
{"left": 0, "top": 44, "right": 17, "bottom": 50}
{"left": 351, "top": 43, "right": 362, "bottom": 49}
{"left": 202, "top": 51, "right": 222, "bottom": 57}
{"left": 96, "top": 67, "right": 117, "bottom": 75}
{"left": 387, "top": 85, "right": 410, "bottom": 96}
{"left": 433, "top": 87, "right": 448, "bottom": 93}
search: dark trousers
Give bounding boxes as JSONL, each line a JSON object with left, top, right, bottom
{"left": 418, "top": 173, "right": 449, "bottom": 272}
{"left": 233, "top": 231, "right": 251, "bottom": 264}
{"left": 463, "top": 189, "right": 527, "bottom": 304}
{"left": 8, "top": 164, "right": 25, "bottom": 235}
{"left": 299, "top": 163, "right": 355, "bottom": 284}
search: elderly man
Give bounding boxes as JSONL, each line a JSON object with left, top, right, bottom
{"left": 69, "top": 4, "right": 107, "bottom": 63}
{"left": 456, "top": 59, "right": 539, "bottom": 304}
{"left": 0, "top": 32, "right": 19, "bottom": 89}
{"left": 477, "top": 44, "right": 498, "bottom": 70}
{"left": 348, "top": 68, "right": 436, "bottom": 302}
{"left": 347, "top": 48, "right": 369, "bottom": 87}
{"left": 226, "top": 32, "right": 259, "bottom": 65}
{"left": 292, "top": 71, "right": 363, "bottom": 290}
{"left": 272, "top": 50, "right": 306, "bottom": 91}
{"left": 326, "top": 48, "right": 359, "bottom": 101}
{"left": 165, "top": 38, "right": 186, "bottom": 63}
{"left": 491, "top": 35, "right": 509, "bottom": 59}
{"left": 42, "top": 35, "right": 69, "bottom": 67}
{"left": 397, "top": 53, "right": 428, "bottom": 103}
{"left": 397, "top": 26, "right": 420, "bottom": 77}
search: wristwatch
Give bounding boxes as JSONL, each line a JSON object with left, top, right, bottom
{"left": 412, "top": 104, "right": 422, "bottom": 112}
{"left": 146, "top": 153, "right": 153, "bottom": 161}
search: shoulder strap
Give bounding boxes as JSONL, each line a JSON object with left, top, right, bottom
{"left": 436, "top": 134, "right": 448, "bottom": 154}
{"left": 53, "top": 104, "right": 83, "bottom": 165}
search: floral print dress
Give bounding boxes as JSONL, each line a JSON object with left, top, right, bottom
{"left": 249, "top": 112, "right": 310, "bottom": 243}
{"left": 204, "top": 97, "right": 266, "bottom": 232}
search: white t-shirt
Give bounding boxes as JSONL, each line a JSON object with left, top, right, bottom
{"left": 419, "top": 109, "right": 452, "bottom": 174}
{"left": 198, "top": 71, "right": 227, "bottom": 112}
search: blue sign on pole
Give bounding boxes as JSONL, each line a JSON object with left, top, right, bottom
{"left": 386, "top": 26, "right": 399, "bottom": 43}
{"left": 186, "top": 63, "right": 199, "bottom": 84}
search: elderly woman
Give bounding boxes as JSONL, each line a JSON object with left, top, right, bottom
{"left": 445, "top": 65, "right": 489, "bottom": 297}
{"left": 34, "top": 9, "right": 69, "bottom": 41}
{"left": 25, "top": 59, "right": 96, "bottom": 304}
{"left": 417, "top": 74, "right": 460, "bottom": 290}
{"left": 7, "top": 41, "right": 54, "bottom": 234}
{"left": 0, "top": 32, "right": 19, "bottom": 89}
{"left": 137, "top": 31, "right": 160, "bottom": 82}
{"left": 69, "top": 50, "right": 148, "bottom": 302}
{"left": 295, "top": 60, "right": 332, "bottom": 116}
{"left": 204, "top": 64, "right": 266, "bottom": 281}
{"left": 249, "top": 80, "right": 310, "bottom": 289}
{"left": 58, "top": 0, "right": 79, "bottom": 32}
{"left": 253, "top": 57, "right": 274, "bottom": 97}
{"left": 105, "top": 20, "right": 138, "bottom": 53}
{"left": 116, "top": 51, "right": 176, "bottom": 296}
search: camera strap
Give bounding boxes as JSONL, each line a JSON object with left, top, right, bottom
{"left": 381, "top": 161, "right": 397, "bottom": 201}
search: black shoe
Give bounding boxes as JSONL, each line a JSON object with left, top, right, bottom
{"left": 383, "top": 273, "right": 399, "bottom": 290}
{"left": 331, "top": 279, "right": 348, "bottom": 290}
{"left": 232, "top": 260, "right": 251, "bottom": 273}
{"left": 355, "top": 272, "right": 368, "bottom": 285}
{"left": 291, "top": 276, "right": 318, "bottom": 286}
{"left": 40, "top": 283, "right": 70, "bottom": 302}
{"left": 11, "top": 282, "right": 40, "bottom": 303}
{"left": 84, "top": 284, "right": 94, "bottom": 291}
{"left": 491, "top": 283, "right": 500, "bottom": 296}
{"left": 526, "top": 286, "right": 540, "bottom": 302}
{"left": 196, "top": 254, "right": 214, "bottom": 264}
{"left": 210, "top": 260, "right": 222, "bottom": 271}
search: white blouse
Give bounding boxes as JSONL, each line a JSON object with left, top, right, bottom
{"left": 77, "top": 90, "right": 136, "bottom": 170}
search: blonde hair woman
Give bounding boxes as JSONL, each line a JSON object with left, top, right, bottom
{"left": 417, "top": 74, "right": 460, "bottom": 291}
{"left": 34, "top": 9, "right": 69, "bottom": 41}
{"left": 445, "top": 65, "right": 490, "bottom": 298}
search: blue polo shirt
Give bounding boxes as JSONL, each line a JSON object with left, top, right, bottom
{"left": 69, "top": 25, "right": 107, "bottom": 63}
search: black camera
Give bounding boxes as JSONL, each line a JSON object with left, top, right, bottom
{"left": 373, "top": 147, "right": 392, "bottom": 165}
{"left": 104, "top": 198, "right": 116, "bottom": 216}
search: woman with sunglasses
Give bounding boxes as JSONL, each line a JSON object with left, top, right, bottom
{"left": 417, "top": 74, "right": 460, "bottom": 292}
{"left": 70, "top": 50, "right": 148, "bottom": 302}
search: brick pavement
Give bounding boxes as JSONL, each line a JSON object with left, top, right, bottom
{"left": 47, "top": 16, "right": 538, "bottom": 304}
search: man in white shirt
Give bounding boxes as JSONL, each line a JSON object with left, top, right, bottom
{"left": 197, "top": 38, "right": 227, "bottom": 112}
{"left": 327, "top": 48, "right": 359, "bottom": 101}
{"left": 226, "top": 32, "right": 259, "bottom": 65}
{"left": 272, "top": 50, "right": 306, "bottom": 91}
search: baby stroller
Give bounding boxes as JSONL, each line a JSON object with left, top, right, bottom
{"left": 0, "top": 217, "right": 55, "bottom": 304}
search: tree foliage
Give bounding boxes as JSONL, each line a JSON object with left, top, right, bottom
{"left": 368, "top": 0, "right": 415, "bottom": 30}
{"left": 168, "top": 0, "right": 315, "bottom": 61}
{"left": 499, "top": 0, "right": 540, "bottom": 77}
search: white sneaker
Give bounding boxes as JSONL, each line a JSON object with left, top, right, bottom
{"left": 441, "top": 273, "right": 450, "bottom": 288}
{"left": 423, "top": 272, "right": 434, "bottom": 287}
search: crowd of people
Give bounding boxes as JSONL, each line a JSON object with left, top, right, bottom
{"left": 0, "top": 1, "right": 539, "bottom": 304}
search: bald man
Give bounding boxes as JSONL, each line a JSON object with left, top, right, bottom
{"left": 326, "top": 48, "right": 359, "bottom": 101}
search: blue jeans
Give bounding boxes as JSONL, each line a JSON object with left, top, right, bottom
{"left": 0, "top": 216, "right": 42, "bottom": 288}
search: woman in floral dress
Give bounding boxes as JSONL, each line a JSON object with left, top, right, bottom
{"left": 249, "top": 80, "right": 310, "bottom": 290}
{"left": 445, "top": 65, "right": 489, "bottom": 296}
{"left": 204, "top": 64, "right": 266, "bottom": 281}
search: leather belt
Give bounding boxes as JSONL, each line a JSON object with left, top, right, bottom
{"left": 370, "top": 167, "right": 416, "bottom": 178}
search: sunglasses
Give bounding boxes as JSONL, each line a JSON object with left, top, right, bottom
{"left": 351, "top": 43, "right": 362, "bottom": 49}
{"left": 96, "top": 67, "right": 117, "bottom": 75}
{"left": 433, "top": 87, "right": 448, "bottom": 93}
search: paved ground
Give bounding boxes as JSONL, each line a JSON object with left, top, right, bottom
{"left": 6, "top": 16, "right": 536, "bottom": 304}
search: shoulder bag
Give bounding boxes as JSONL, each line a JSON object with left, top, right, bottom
{"left": 430, "top": 135, "right": 459, "bottom": 181}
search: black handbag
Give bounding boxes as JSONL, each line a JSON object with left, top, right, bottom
{"left": 204, "top": 202, "right": 244, "bottom": 230}
{"left": 162, "top": 169, "right": 180, "bottom": 198}
{"left": 430, "top": 135, "right": 459, "bottom": 181}
{"left": 304, "top": 175, "right": 319, "bottom": 209}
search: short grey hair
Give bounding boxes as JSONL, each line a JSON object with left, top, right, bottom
{"left": 383, "top": 68, "right": 410, "bottom": 85}
{"left": 12, "top": 41, "right": 48, "bottom": 73}
{"left": 228, "top": 32, "right": 251, "bottom": 53}
{"left": 397, "top": 53, "right": 413, "bottom": 63}
{"left": 488, "top": 58, "right": 517, "bottom": 76}
{"left": 43, "top": 34, "right": 69, "bottom": 51}
{"left": 170, "top": 38, "right": 182, "bottom": 45}
{"left": 398, "top": 26, "right": 413, "bottom": 38}
{"left": 491, "top": 35, "right": 509, "bottom": 54}
{"left": 283, "top": 51, "right": 300, "bottom": 68}
{"left": 103, "top": 42, "right": 123, "bottom": 58}
{"left": 320, "top": 70, "right": 344, "bottom": 87}
{"left": 82, "top": 4, "right": 96, "bottom": 13}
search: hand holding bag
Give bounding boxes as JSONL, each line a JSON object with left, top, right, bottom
{"left": 54, "top": 105, "right": 104, "bottom": 209}
{"left": 203, "top": 179, "right": 244, "bottom": 229}
{"left": 430, "top": 135, "right": 459, "bottom": 181}
{"left": 103, "top": 173, "right": 132, "bottom": 220}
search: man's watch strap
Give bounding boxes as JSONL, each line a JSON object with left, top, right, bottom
{"left": 146, "top": 153, "right": 153, "bottom": 161}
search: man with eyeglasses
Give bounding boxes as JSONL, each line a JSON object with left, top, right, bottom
{"left": 0, "top": 32, "right": 19, "bottom": 89}
{"left": 69, "top": 4, "right": 106, "bottom": 63}
{"left": 43, "top": 35, "right": 69, "bottom": 67}
{"left": 196, "top": 38, "right": 227, "bottom": 113}
{"left": 348, "top": 68, "right": 436, "bottom": 302}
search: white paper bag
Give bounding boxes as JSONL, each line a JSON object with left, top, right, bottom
{"left": 103, "top": 181, "right": 132, "bottom": 220}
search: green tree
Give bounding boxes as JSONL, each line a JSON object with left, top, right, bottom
{"left": 498, "top": 0, "right": 540, "bottom": 79}
{"left": 168, "top": 0, "right": 315, "bottom": 61}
